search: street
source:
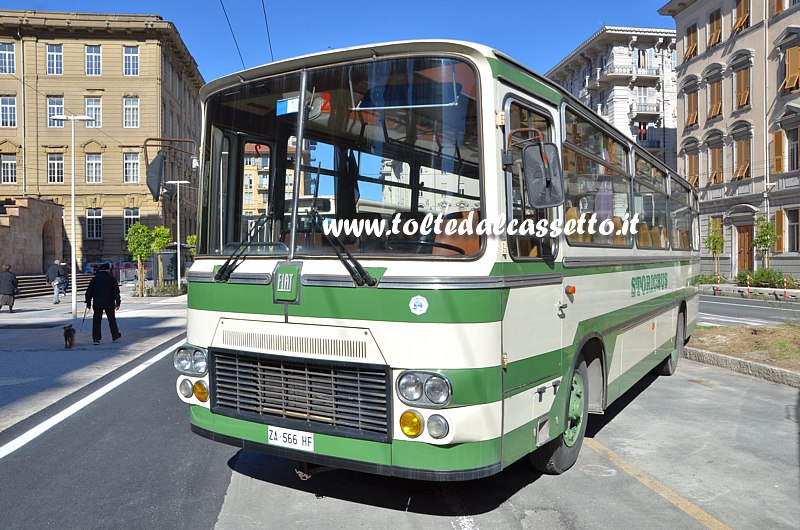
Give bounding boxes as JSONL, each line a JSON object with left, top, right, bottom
{"left": 698, "top": 295, "right": 800, "bottom": 327}
{"left": 0, "top": 302, "right": 797, "bottom": 528}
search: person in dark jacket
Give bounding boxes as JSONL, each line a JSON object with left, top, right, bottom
{"left": 45, "top": 259, "right": 65, "bottom": 304}
{"left": 85, "top": 263, "right": 121, "bottom": 344}
{"left": 0, "top": 264, "right": 19, "bottom": 313}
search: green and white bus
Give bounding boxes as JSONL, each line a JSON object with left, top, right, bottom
{"left": 174, "top": 41, "right": 699, "bottom": 481}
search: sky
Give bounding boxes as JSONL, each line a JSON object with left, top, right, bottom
{"left": 19, "top": 0, "right": 675, "bottom": 83}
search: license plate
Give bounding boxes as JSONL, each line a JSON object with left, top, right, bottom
{"left": 268, "top": 425, "right": 315, "bottom": 452}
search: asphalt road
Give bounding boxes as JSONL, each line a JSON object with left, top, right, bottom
{"left": 1, "top": 347, "right": 797, "bottom": 529}
{"left": 698, "top": 295, "right": 800, "bottom": 327}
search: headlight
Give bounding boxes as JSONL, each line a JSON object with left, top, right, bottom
{"left": 397, "top": 371, "right": 452, "bottom": 407}
{"left": 399, "top": 410, "right": 423, "bottom": 438}
{"left": 174, "top": 348, "right": 192, "bottom": 372}
{"left": 424, "top": 375, "right": 450, "bottom": 405}
{"left": 178, "top": 378, "right": 194, "bottom": 398}
{"left": 398, "top": 373, "right": 422, "bottom": 401}
{"left": 192, "top": 349, "right": 208, "bottom": 375}
{"left": 427, "top": 414, "right": 449, "bottom": 439}
{"left": 193, "top": 381, "right": 209, "bottom": 402}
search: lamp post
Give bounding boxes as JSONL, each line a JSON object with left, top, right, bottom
{"left": 165, "top": 180, "right": 190, "bottom": 287}
{"left": 51, "top": 114, "right": 95, "bottom": 318}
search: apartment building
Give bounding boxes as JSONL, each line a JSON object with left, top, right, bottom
{"left": 547, "top": 26, "right": 679, "bottom": 170}
{"left": 0, "top": 10, "right": 203, "bottom": 269}
{"left": 659, "top": 0, "right": 800, "bottom": 276}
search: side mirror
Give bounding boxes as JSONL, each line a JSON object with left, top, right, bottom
{"left": 523, "top": 143, "right": 564, "bottom": 209}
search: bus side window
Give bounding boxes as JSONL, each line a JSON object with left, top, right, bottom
{"left": 506, "top": 101, "right": 553, "bottom": 259}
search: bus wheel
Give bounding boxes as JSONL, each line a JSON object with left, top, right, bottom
{"left": 657, "top": 312, "right": 684, "bottom": 376}
{"left": 529, "top": 356, "right": 588, "bottom": 475}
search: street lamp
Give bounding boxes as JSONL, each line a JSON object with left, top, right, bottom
{"left": 165, "top": 180, "right": 190, "bottom": 287}
{"left": 51, "top": 114, "right": 95, "bottom": 318}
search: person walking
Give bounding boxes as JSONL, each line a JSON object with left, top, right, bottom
{"left": 0, "top": 264, "right": 19, "bottom": 313}
{"left": 45, "top": 259, "right": 65, "bottom": 304}
{"left": 84, "top": 263, "right": 121, "bottom": 345}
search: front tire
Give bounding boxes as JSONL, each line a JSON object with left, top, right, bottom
{"left": 657, "top": 312, "right": 684, "bottom": 376}
{"left": 529, "top": 356, "right": 589, "bottom": 475}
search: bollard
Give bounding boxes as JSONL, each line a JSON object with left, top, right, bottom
{"left": 784, "top": 276, "right": 788, "bottom": 302}
{"left": 717, "top": 272, "right": 721, "bottom": 295}
{"left": 747, "top": 274, "right": 751, "bottom": 299}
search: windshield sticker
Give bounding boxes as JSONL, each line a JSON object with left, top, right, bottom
{"left": 276, "top": 96, "right": 300, "bottom": 116}
{"left": 409, "top": 295, "right": 429, "bottom": 316}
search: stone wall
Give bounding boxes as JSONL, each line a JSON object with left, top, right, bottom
{"left": 0, "top": 197, "right": 64, "bottom": 275}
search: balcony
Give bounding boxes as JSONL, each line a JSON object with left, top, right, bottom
{"left": 638, "top": 138, "right": 662, "bottom": 149}
{"left": 597, "top": 64, "right": 662, "bottom": 86}
{"left": 629, "top": 101, "right": 661, "bottom": 119}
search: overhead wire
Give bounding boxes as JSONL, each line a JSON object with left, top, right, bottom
{"left": 261, "top": 0, "right": 275, "bottom": 62}
{"left": 219, "top": 0, "right": 246, "bottom": 70}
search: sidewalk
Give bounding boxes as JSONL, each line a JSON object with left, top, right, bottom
{"left": 0, "top": 283, "right": 187, "bottom": 433}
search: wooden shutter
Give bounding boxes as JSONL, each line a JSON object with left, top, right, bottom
{"left": 787, "top": 47, "right": 800, "bottom": 92}
{"left": 774, "top": 0, "right": 784, "bottom": 15}
{"left": 774, "top": 130, "right": 784, "bottom": 174}
{"left": 775, "top": 209, "right": 784, "bottom": 253}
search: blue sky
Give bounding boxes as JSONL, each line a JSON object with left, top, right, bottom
{"left": 20, "top": 0, "right": 674, "bottom": 82}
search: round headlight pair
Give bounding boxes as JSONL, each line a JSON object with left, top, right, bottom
{"left": 398, "top": 411, "right": 449, "bottom": 439}
{"left": 397, "top": 372, "right": 451, "bottom": 407}
{"left": 174, "top": 347, "right": 208, "bottom": 375}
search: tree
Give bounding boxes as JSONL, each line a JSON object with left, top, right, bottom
{"left": 126, "top": 223, "right": 154, "bottom": 297}
{"left": 151, "top": 225, "right": 172, "bottom": 289}
{"left": 753, "top": 214, "right": 778, "bottom": 269}
{"left": 186, "top": 234, "right": 197, "bottom": 257}
{"left": 703, "top": 221, "right": 725, "bottom": 276}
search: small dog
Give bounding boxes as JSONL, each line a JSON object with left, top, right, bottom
{"left": 63, "top": 324, "right": 76, "bottom": 349}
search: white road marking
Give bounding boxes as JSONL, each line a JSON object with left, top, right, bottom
{"left": 0, "top": 339, "right": 185, "bottom": 460}
{"left": 698, "top": 313, "right": 772, "bottom": 327}
{"left": 700, "top": 298, "right": 799, "bottom": 312}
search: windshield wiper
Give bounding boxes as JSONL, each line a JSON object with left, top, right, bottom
{"left": 309, "top": 209, "right": 376, "bottom": 287}
{"left": 215, "top": 213, "right": 281, "bottom": 282}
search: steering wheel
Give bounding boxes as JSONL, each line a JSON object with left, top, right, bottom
{"left": 384, "top": 239, "right": 466, "bottom": 255}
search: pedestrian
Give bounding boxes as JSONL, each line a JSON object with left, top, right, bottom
{"left": 45, "top": 259, "right": 65, "bottom": 305}
{"left": 0, "top": 264, "right": 19, "bottom": 313}
{"left": 84, "top": 262, "right": 121, "bottom": 345}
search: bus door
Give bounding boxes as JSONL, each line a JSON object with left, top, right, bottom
{"left": 499, "top": 95, "right": 563, "bottom": 456}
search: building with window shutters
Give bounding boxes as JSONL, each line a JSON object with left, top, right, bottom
{"left": 546, "top": 26, "right": 679, "bottom": 171}
{"left": 0, "top": 10, "right": 203, "bottom": 270}
{"left": 659, "top": 0, "right": 800, "bottom": 277}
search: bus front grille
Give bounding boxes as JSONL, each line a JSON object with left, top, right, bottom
{"left": 210, "top": 349, "right": 391, "bottom": 442}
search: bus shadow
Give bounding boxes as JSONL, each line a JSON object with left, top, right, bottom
{"left": 586, "top": 372, "right": 660, "bottom": 438}
{"left": 228, "top": 450, "right": 542, "bottom": 515}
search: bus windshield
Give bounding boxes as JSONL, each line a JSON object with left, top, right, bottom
{"left": 200, "top": 56, "right": 481, "bottom": 258}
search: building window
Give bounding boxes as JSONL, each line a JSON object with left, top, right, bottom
{"left": 684, "top": 24, "right": 698, "bottom": 61}
{"left": 47, "top": 97, "right": 64, "bottom": 127}
{"left": 86, "top": 208, "right": 102, "bottom": 239}
{"left": 85, "top": 45, "right": 101, "bottom": 76}
{"left": 671, "top": 50, "right": 677, "bottom": 70}
{"left": 1, "top": 154, "right": 16, "bottom": 183}
{"left": 708, "top": 10, "right": 722, "bottom": 48}
{"left": 244, "top": 191, "right": 254, "bottom": 204}
{"left": 85, "top": 97, "right": 101, "bottom": 128}
{"left": 708, "top": 79, "right": 722, "bottom": 118}
{"left": 687, "top": 152, "right": 699, "bottom": 186}
{"left": 709, "top": 145, "right": 724, "bottom": 184}
{"left": 733, "top": 0, "right": 751, "bottom": 33}
{"left": 637, "top": 122, "right": 648, "bottom": 141}
{"left": 787, "top": 209, "right": 799, "bottom": 252}
{"left": 781, "top": 46, "right": 800, "bottom": 94}
{"left": 123, "top": 46, "right": 139, "bottom": 76}
{"left": 47, "top": 44, "right": 63, "bottom": 75}
{"left": 124, "top": 208, "right": 140, "bottom": 236}
{"left": 0, "top": 43, "right": 14, "bottom": 74}
{"left": 124, "top": 153, "right": 140, "bottom": 183}
{"left": 686, "top": 91, "right": 698, "bottom": 126}
{"left": 735, "top": 137, "right": 752, "bottom": 179}
{"left": 0, "top": 96, "right": 16, "bottom": 127}
{"left": 47, "top": 153, "right": 64, "bottom": 183}
{"left": 788, "top": 128, "right": 799, "bottom": 172}
{"left": 123, "top": 97, "right": 139, "bottom": 128}
{"left": 85, "top": 153, "right": 102, "bottom": 183}
{"left": 735, "top": 67, "right": 751, "bottom": 108}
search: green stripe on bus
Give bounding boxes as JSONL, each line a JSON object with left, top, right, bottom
{"left": 502, "top": 417, "right": 538, "bottom": 467}
{"left": 492, "top": 260, "right": 696, "bottom": 278}
{"left": 444, "top": 366, "right": 502, "bottom": 406}
{"left": 606, "top": 337, "right": 675, "bottom": 402}
{"left": 188, "top": 282, "right": 505, "bottom": 323}
{"left": 392, "top": 437, "right": 500, "bottom": 471}
{"left": 190, "top": 406, "right": 392, "bottom": 465}
{"left": 486, "top": 57, "right": 562, "bottom": 105}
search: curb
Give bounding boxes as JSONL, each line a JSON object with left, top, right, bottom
{"left": 684, "top": 346, "right": 800, "bottom": 389}
{"left": 699, "top": 284, "right": 800, "bottom": 302}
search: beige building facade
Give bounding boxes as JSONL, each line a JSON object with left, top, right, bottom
{"left": 659, "top": 0, "right": 800, "bottom": 277}
{"left": 547, "top": 26, "right": 679, "bottom": 171}
{"left": 0, "top": 10, "right": 203, "bottom": 269}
